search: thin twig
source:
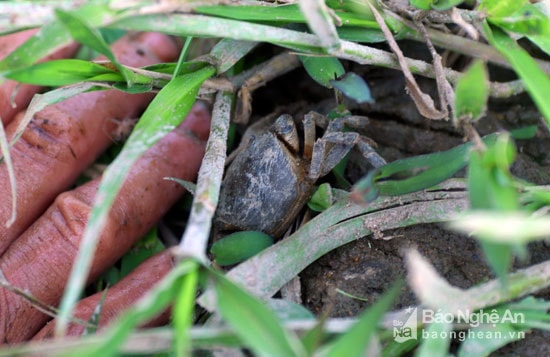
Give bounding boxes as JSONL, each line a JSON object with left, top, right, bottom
{"left": 231, "top": 51, "right": 302, "bottom": 123}
{"left": 174, "top": 91, "right": 232, "bottom": 262}
{"left": 0, "top": 269, "right": 95, "bottom": 328}
{"left": 414, "top": 17, "right": 455, "bottom": 117}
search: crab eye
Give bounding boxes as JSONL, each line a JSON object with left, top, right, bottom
{"left": 272, "top": 114, "right": 299, "bottom": 153}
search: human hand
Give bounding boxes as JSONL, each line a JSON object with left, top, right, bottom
{"left": 0, "top": 31, "right": 211, "bottom": 343}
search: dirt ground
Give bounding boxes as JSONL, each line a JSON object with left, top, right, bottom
{"left": 244, "top": 44, "right": 550, "bottom": 355}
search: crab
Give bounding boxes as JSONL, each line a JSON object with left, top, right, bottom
{"left": 214, "top": 111, "right": 387, "bottom": 239}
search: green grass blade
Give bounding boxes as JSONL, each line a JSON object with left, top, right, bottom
{"left": 4, "top": 59, "right": 117, "bottom": 86}
{"left": 321, "top": 281, "right": 402, "bottom": 357}
{"left": 173, "top": 263, "right": 199, "bottom": 357}
{"left": 56, "top": 66, "right": 215, "bottom": 336}
{"left": 352, "top": 127, "right": 535, "bottom": 202}
{"left": 351, "top": 139, "right": 471, "bottom": 201}
{"left": 0, "top": 3, "right": 122, "bottom": 72}
{"left": 194, "top": 4, "right": 379, "bottom": 28}
{"left": 55, "top": 8, "right": 140, "bottom": 86}
{"left": 415, "top": 321, "right": 452, "bottom": 357}
{"left": 483, "top": 22, "right": 550, "bottom": 126}
{"left": 195, "top": 4, "right": 306, "bottom": 23}
{"left": 213, "top": 270, "right": 307, "bottom": 357}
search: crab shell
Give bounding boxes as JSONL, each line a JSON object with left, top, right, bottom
{"left": 214, "top": 122, "right": 314, "bottom": 239}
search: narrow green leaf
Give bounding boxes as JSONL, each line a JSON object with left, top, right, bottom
{"left": 55, "top": 8, "right": 139, "bottom": 85}
{"left": 56, "top": 66, "right": 215, "bottom": 337}
{"left": 352, "top": 137, "right": 471, "bottom": 201}
{"left": 454, "top": 60, "right": 489, "bottom": 123}
{"left": 299, "top": 55, "right": 345, "bottom": 88}
{"left": 483, "top": 22, "right": 550, "bottom": 127}
{"left": 480, "top": 240, "right": 512, "bottom": 285}
{"left": 213, "top": 270, "right": 306, "bottom": 357}
{"left": 330, "top": 72, "right": 373, "bottom": 103}
{"left": 322, "top": 281, "right": 402, "bottom": 357}
{"left": 194, "top": 4, "right": 379, "bottom": 29}
{"left": 503, "top": 296, "right": 550, "bottom": 329}
{"left": 0, "top": 3, "right": 121, "bottom": 72}
{"left": 4, "top": 59, "right": 116, "bottom": 86}
{"left": 352, "top": 128, "right": 535, "bottom": 202}
{"left": 195, "top": 4, "right": 306, "bottom": 23}
{"left": 467, "top": 133, "right": 518, "bottom": 211}
{"left": 301, "top": 319, "right": 327, "bottom": 355}
{"left": 173, "top": 264, "right": 199, "bottom": 357}
{"left": 415, "top": 321, "right": 452, "bottom": 357}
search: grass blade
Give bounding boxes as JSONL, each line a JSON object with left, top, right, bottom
{"left": 173, "top": 263, "right": 199, "bottom": 357}
{"left": 483, "top": 22, "right": 550, "bottom": 126}
{"left": 213, "top": 270, "right": 306, "bottom": 357}
{"left": 55, "top": 8, "right": 142, "bottom": 86}
{"left": 0, "top": 3, "right": 122, "bottom": 72}
{"left": 415, "top": 321, "right": 452, "bottom": 357}
{"left": 0, "top": 121, "right": 16, "bottom": 227}
{"left": 4, "top": 59, "right": 117, "bottom": 86}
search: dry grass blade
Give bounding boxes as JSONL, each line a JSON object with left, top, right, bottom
{"left": 233, "top": 52, "right": 301, "bottom": 124}
{"left": 368, "top": 3, "right": 448, "bottom": 120}
{"left": 175, "top": 91, "right": 232, "bottom": 262}
{"left": 405, "top": 249, "right": 550, "bottom": 316}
